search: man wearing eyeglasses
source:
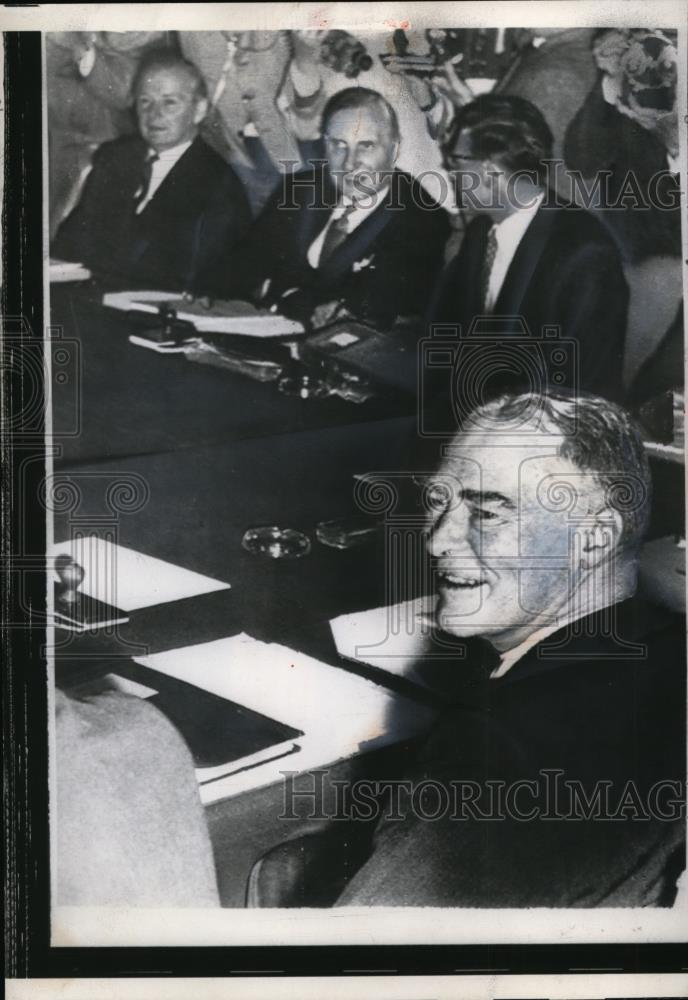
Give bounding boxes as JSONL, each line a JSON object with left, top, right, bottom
{"left": 428, "top": 94, "right": 628, "bottom": 403}
{"left": 203, "top": 87, "right": 451, "bottom": 331}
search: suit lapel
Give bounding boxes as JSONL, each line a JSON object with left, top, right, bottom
{"left": 430, "top": 214, "right": 491, "bottom": 326}
{"left": 295, "top": 167, "right": 336, "bottom": 265}
{"left": 315, "top": 171, "right": 407, "bottom": 282}
{"left": 317, "top": 197, "right": 395, "bottom": 281}
{"left": 493, "top": 203, "right": 560, "bottom": 318}
{"left": 137, "top": 138, "right": 202, "bottom": 219}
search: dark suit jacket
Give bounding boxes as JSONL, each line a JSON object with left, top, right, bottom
{"left": 204, "top": 165, "right": 451, "bottom": 330}
{"left": 337, "top": 597, "right": 686, "bottom": 907}
{"left": 52, "top": 135, "right": 252, "bottom": 292}
{"left": 427, "top": 202, "right": 629, "bottom": 403}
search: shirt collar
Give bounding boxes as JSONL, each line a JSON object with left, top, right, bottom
{"left": 492, "top": 191, "right": 545, "bottom": 244}
{"left": 340, "top": 182, "right": 391, "bottom": 213}
{"left": 487, "top": 591, "right": 631, "bottom": 680}
{"left": 149, "top": 139, "right": 193, "bottom": 163}
{"left": 489, "top": 622, "right": 562, "bottom": 679}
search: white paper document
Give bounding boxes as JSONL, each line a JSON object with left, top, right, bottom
{"left": 50, "top": 536, "right": 231, "bottom": 611}
{"left": 135, "top": 633, "right": 436, "bottom": 802}
{"left": 49, "top": 258, "right": 92, "bottom": 283}
{"left": 330, "top": 595, "right": 437, "bottom": 686}
{"left": 103, "top": 290, "right": 304, "bottom": 338}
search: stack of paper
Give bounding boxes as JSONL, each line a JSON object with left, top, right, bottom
{"left": 49, "top": 536, "right": 231, "bottom": 611}
{"left": 49, "top": 259, "right": 92, "bottom": 283}
{"left": 103, "top": 290, "right": 304, "bottom": 338}
{"left": 330, "top": 596, "right": 437, "bottom": 687}
{"left": 135, "top": 633, "right": 436, "bottom": 802}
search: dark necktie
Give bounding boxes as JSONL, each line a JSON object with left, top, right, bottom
{"left": 480, "top": 225, "right": 498, "bottom": 309}
{"left": 133, "top": 151, "right": 159, "bottom": 210}
{"left": 318, "top": 203, "right": 357, "bottom": 265}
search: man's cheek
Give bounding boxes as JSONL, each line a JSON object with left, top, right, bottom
{"left": 517, "top": 568, "right": 570, "bottom": 618}
{"left": 478, "top": 526, "right": 520, "bottom": 559}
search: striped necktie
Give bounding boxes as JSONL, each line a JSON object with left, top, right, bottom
{"left": 133, "top": 151, "right": 159, "bottom": 210}
{"left": 480, "top": 225, "right": 498, "bottom": 309}
{"left": 318, "top": 203, "right": 357, "bottom": 265}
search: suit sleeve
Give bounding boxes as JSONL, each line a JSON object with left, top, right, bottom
{"left": 51, "top": 144, "right": 111, "bottom": 265}
{"left": 194, "top": 177, "right": 294, "bottom": 300}
{"left": 549, "top": 240, "right": 629, "bottom": 400}
{"left": 187, "top": 169, "right": 253, "bottom": 292}
{"left": 370, "top": 204, "right": 451, "bottom": 325}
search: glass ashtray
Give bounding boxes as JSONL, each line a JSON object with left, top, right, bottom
{"left": 277, "top": 373, "right": 331, "bottom": 399}
{"left": 241, "top": 525, "right": 311, "bottom": 559}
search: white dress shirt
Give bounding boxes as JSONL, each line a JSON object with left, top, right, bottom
{"left": 307, "top": 185, "right": 390, "bottom": 269}
{"left": 484, "top": 192, "right": 545, "bottom": 312}
{"left": 488, "top": 594, "right": 625, "bottom": 679}
{"left": 135, "top": 140, "right": 193, "bottom": 213}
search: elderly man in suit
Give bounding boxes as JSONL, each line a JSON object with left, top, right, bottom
{"left": 47, "top": 30, "right": 167, "bottom": 237}
{"left": 204, "top": 87, "right": 451, "bottom": 331}
{"left": 52, "top": 49, "right": 251, "bottom": 292}
{"left": 250, "top": 392, "right": 685, "bottom": 908}
{"left": 428, "top": 94, "right": 629, "bottom": 404}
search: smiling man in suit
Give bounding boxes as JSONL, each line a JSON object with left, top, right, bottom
{"left": 52, "top": 50, "right": 251, "bottom": 292}
{"left": 204, "top": 87, "right": 451, "bottom": 330}
{"left": 429, "top": 94, "right": 628, "bottom": 403}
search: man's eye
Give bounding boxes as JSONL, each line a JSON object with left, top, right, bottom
{"left": 358, "top": 141, "right": 374, "bottom": 150}
{"left": 472, "top": 508, "right": 500, "bottom": 522}
{"left": 425, "top": 483, "right": 452, "bottom": 511}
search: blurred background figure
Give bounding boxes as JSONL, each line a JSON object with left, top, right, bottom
{"left": 564, "top": 28, "right": 680, "bottom": 263}
{"left": 563, "top": 29, "right": 681, "bottom": 393}
{"left": 496, "top": 28, "right": 597, "bottom": 166}
{"left": 47, "top": 30, "right": 169, "bottom": 237}
{"left": 179, "top": 31, "right": 309, "bottom": 213}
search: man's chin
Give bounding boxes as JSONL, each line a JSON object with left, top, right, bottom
{"left": 434, "top": 587, "right": 503, "bottom": 638}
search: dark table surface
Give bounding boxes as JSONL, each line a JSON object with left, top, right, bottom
{"left": 50, "top": 283, "right": 416, "bottom": 466}
{"left": 49, "top": 285, "right": 438, "bottom": 903}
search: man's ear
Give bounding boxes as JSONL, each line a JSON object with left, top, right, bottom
{"left": 579, "top": 507, "right": 624, "bottom": 569}
{"left": 193, "top": 98, "right": 209, "bottom": 125}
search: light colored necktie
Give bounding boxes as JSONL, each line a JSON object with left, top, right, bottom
{"left": 319, "top": 203, "right": 357, "bottom": 265}
{"left": 480, "top": 225, "right": 498, "bottom": 309}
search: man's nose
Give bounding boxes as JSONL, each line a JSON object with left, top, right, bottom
{"left": 343, "top": 147, "right": 358, "bottom": 172}
{"left": 426, "top": 506, "right": 473, "bottom": 558}
{"left": 143, "top": 101, "right": 164, "bottom": 122}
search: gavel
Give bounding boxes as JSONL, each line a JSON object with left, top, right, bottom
{"left": 55, "top": 553, "right": 84, "bottom": 605}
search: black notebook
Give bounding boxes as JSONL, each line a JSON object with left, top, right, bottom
{"left": 52, "top": 585, "right": 130, "bottom": 632}
{"left": 58, "top": 659, "right": 303, "bottom": 785}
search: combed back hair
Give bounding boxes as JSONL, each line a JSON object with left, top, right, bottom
{"left": 444, "top": 94, "right": 554, "bottom": 183}
{"left": 132, "top": 49, "right": 207, "bottom": 102}
{"left": 322, "top": 87, "right": 400, "bottom": 141}
{"left": 466, "top": 391, "right": 652, "bottom": 550}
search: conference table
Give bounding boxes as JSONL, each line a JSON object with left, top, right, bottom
{"left": 49, "top": 282, "right": 437, "bottom": 906}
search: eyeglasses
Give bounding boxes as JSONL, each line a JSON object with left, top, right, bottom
{"left": 443, "top": 152, "right": 485, "bottom": 171}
